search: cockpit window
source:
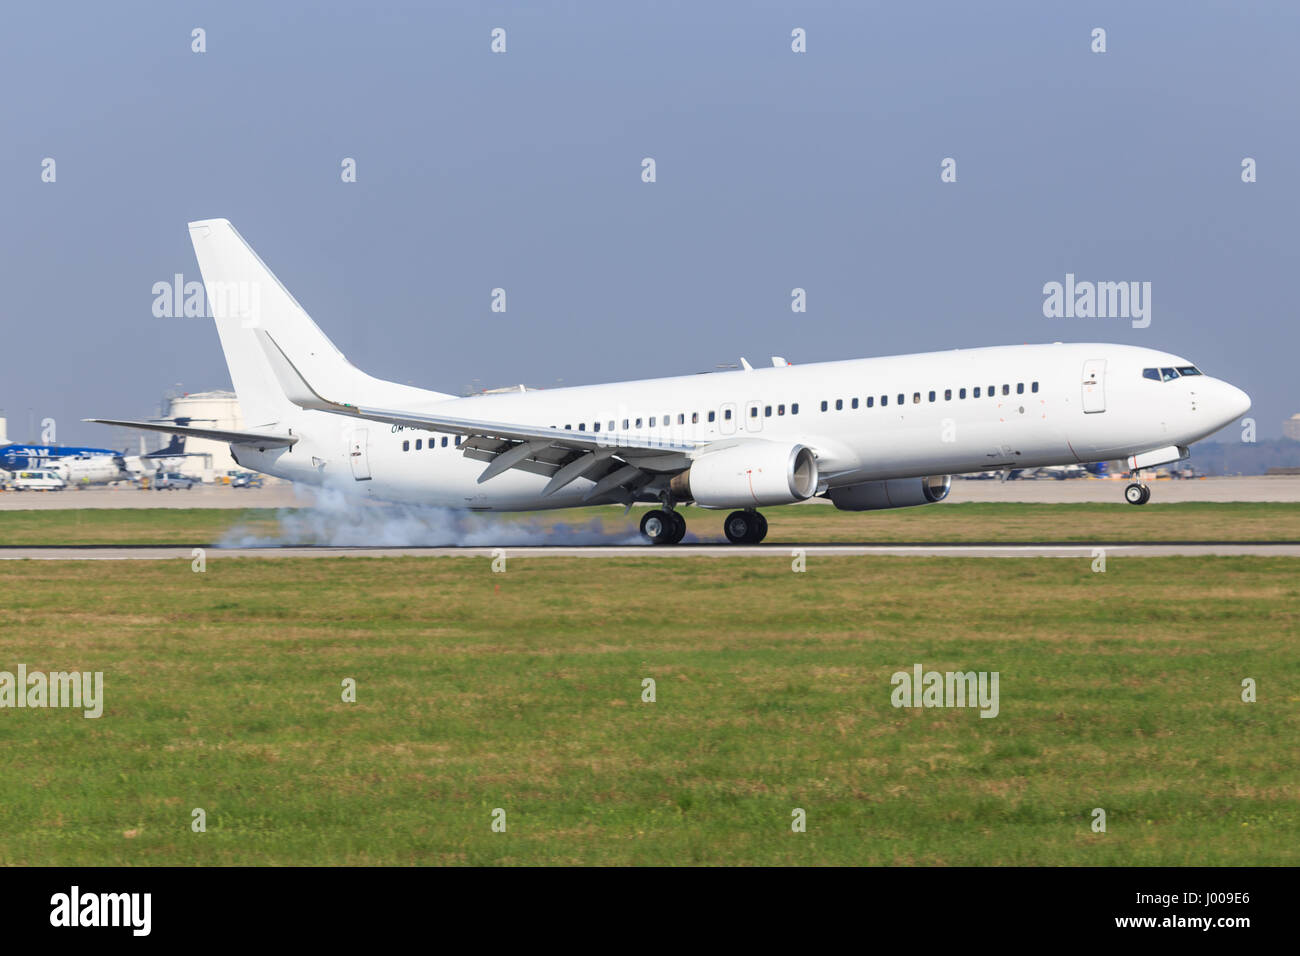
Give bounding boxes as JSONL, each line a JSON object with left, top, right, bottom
{"left": 1176, "top": 366, "right": 1202, "bottom": 376}
{"left": 1160, "top": 367, "right": 1179, "bottom": 381}
{"left": 1142, "top": 368, "right": 1160, "bottom": 381}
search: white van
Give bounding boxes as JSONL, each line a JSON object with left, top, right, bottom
{"left": 9, "top": 470, "right": 67, "bottom": 491}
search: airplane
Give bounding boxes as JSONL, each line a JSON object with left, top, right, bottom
{"left": 120, "top": 433, "right": 204, "bottom": 479}
{"left": 89, "top": 219, "right": 1252, "bottom": 544}
{"left": 5, "top": 434, "right": 198, "bottom": 487}
{"left": 0, "top": 443, "right": 120, "bottom": 472}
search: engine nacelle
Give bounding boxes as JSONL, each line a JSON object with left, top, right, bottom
{"left": 670, "top": 442, "right": 819, "bottom": 508}
{"left": 826, "top": 475, "right": 951, "bottom": 511}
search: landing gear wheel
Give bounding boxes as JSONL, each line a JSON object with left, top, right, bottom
{"left": 667, "top": 510, "right": 687, "bottom": 544}
{"left": 641, "top": 509, "right": 677, "bottom": 544}
{"left": 1125, "top": 482, "right": 1150, "bottom": 505}
{"left": 1138, "top": 484, "right": 1150, "bottom": 505}
{"left": 724, "top": 510, "right": 767, "bottom": 544}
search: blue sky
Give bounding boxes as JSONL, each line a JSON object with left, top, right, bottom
{"left": 3, "top": 0, "right": 1297, "bottom": 443}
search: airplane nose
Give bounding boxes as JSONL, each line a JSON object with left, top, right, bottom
{"left": 1219, "top": 380, "right": 1251, "bottom": 423}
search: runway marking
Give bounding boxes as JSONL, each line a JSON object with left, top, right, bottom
{"left": 1, "top": 542, "right": 1298, "bottom": 560}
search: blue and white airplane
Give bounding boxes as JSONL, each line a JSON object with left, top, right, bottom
{"left": 90, "top": 220, "right": 1252, "bottom": 543}
{"left": 0, "top": 443, "right": 120, "bottom": 472}
{"left": 1, "top": 434, "right": 196, "bottom": 486}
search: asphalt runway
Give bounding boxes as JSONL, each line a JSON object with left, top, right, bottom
{"left": 1, "top": 475, "right": 1297, "bottom": 509}
{"left": 3, "top": 542, "right": 1298, "bottom": 560}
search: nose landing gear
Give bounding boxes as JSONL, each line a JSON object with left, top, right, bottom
{"left": 723, "top": 509, "right": 768, "bottom": 544}
{"left": 1124, "top": 482, "right": 1151, "bottom": 505}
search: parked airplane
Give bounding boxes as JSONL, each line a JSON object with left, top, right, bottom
{"left": 0, "top": 443, "right": 119, "bottom": 472}
{"left": 7, "top": 434, "right": 197, "bottom": 487}
{"left": 90, "top": 220, "right": 1252, "bottom": 543}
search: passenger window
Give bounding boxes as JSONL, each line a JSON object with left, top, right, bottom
{"left": 724, "top": 409, "right": 732, "bottom": 420}
{"left": 578, "top": 423, "right": 586, "bottom": 431}
{"left": 959, "top": 388, "right": 966, "bottom": 399}
{"left": 593, "top": 422, "right": 601, "bottom": 432}
{"left": 912, "top": 393, "right": 921, "bottom": 404}
{"left": 402, "top": 440, "right": 410, "bottom": 451}
{"left": 791, "top": 403, "right": 799, "bottom": 414}
{"left": 821, "top": 400, "right": 828, "bottom": 411}
{"left": 707, "top": 411, "right": 715, "bottom": 423}
{"left": 897, "top": 394, "right": 904, "bottom": 405}
{"left": 1016, "top": 383, "right": 1024, "bottom": 394}
{"left": 636, "top": 418, "right": 643, "bottom": 428}
{"left": 881, "top": 395, "right": 888, "bottom": 406}
{"left": 455, "top": 436, "right": 462, "bottom": 446}
{"left": 677, "top": 414, "right": 685, "bottom": 425}
{"left": 851, "top": 397, "right": 859, "bottom": 409}
{"left": 988, "top": 384, "right": 995, "bottom": 395}
{"left": 1002, "top": 384, "right": 1010, "bottom": 395}
{"left": 415, "top": 439, "right": 422, "bottom": 450}
{"left": 1031, "top": 382, "right": 1039, "bottom": 393}
{"left": 764, "top": 405, "right": 772, "bottom": 417}
{"left": 442, "top": 437, "right": 448, "bottom": 447}
{"left": 867, "top": 396, "right": 874, "bottom": 408}
{"left": 750, "top": 407, "right": 758, "bottom": 418}
{"left": 648, "top": 417, "right": 656, "bottom": 427}
{"left": 928, "top": 391, "right": 936, "bottom": 402}
{"left": 691, "top": 412, "right": 699, "bottom": 424}
{"left": 944, "top": 389, "right": 952, "bottom": 401}
{"left": 835, "top": 399, "right": 843, "bottom": 410}
{"left": 974, "top": 387, "right": 980, "bottom": 398}
{"left": 622, "top": 419, "right": 629, "bottom": 429}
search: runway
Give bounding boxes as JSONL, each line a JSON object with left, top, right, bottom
{"left": 3, "top": 542, "right": 1298, "bottom": 560}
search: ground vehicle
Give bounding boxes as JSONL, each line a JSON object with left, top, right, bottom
{"left": 8, "top": 470, "right": 67, "bottom": 491}
{"left": 152, "top": 472, "right": 197, "bottom": 490}
{"left": 230, "top": 472, "right": 263, "bottom": 488}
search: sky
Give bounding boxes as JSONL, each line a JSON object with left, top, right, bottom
{"left": 3, "top": 0, "right": 1298, "bottom": 445}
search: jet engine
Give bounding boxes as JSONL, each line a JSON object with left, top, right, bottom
{"left": 825, "top": 475, "right": 951, "bottom": 511}
{"left": 670, "top": 442, "right": 819, "bottom": 508}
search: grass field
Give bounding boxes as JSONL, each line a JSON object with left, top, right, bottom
{"left": 1, "top": 552, "right": 1296, "bottom": 865}
{"left": 2, "top": 500, "right": 1300, "bottom": 546}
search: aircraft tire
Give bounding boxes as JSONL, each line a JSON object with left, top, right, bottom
{"left": 640, "top": 509, "right": 677, "bottom": 545}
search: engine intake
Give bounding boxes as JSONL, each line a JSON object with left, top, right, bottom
{"left": 670, "top": 442, "right": 819, "bottom": 508}
{"left": 826, "top": 475, "right": 951, "bottom": 511}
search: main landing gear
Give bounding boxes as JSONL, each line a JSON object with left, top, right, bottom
{"left": 1124, "top": 481, "right": 1151, "bottom": 505}
{"left": 723, "top": 509, "right": 768, "bottom": 544}
{"left": 639, "top": 508, "right": 771, "bottom": 545}
{"left": 640, "top": 508, "right": 687, "bottom": 545}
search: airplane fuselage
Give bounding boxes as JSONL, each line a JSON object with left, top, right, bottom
{"left": 233, "top": 342, "right": 1249, "bottom": 510}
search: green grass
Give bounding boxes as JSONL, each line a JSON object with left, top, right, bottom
{"left": 0, "top": 554, "right": 1295, "bottom": 865}
{"left": 2, "top": 501, "right": 1299, "bottom": 545}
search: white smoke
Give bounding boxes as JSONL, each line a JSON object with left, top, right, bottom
{"left": 217, "top": 482, "right": 652, "bottom": 548}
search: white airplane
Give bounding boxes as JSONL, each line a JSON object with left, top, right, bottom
{"left": 46, "top": 453, "right": 128, "bottom": 487}
{"left": 90, "top": 220, "right": 1252, "bottom": 544}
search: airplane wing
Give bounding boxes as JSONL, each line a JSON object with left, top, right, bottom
{"left": 83, "top": 419, "right": 299, "bottom": 450}
{"left": 255, "top": 330, "right": 695, "bottom": 497}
